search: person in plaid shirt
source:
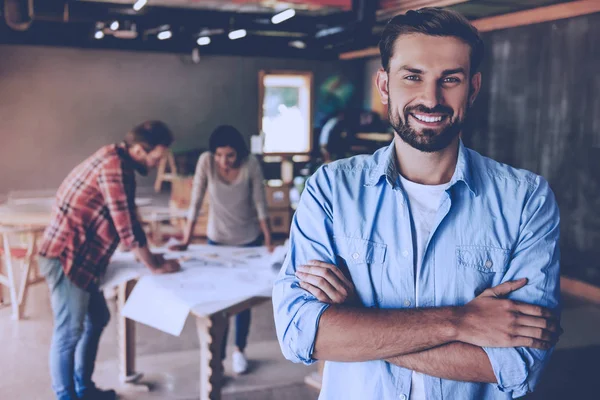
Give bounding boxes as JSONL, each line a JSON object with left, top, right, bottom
{"left": 38, "top": 120, "right": 181, "bottom": 400}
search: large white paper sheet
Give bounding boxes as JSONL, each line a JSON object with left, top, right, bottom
{"left": 121, "top": 277, "right": 190, "bottom": 336}
{"left": 103, "top": 243, "right": 287, "bottom": 336}
{"left": 141, "top": 263, "right": 274, "bottom": 307}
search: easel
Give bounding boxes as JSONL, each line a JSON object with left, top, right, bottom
{"left": 154, "top": 150, "right": 178, "bottom": 193}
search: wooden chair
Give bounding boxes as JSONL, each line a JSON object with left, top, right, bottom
{"left": 0, "top": 226, "right": 45, "bottom": 320}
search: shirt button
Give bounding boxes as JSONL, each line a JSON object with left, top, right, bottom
{"left": 485, "top": 260, "right": 493, "bottom": 268}
{"left": 399, "top": 394, "right": 407, "bottom": 400}
{"left": 402, "top": 250, "right": 409, "bottom": 258}
{"left": 404, "top": 300, "right": 411, "bottom": 307}
{"left": 352, "top": 252, "right": 360, "bottom": 260}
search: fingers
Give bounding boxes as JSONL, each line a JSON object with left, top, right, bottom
{"left": 513, "top": 326, "right": 555, "bottom": 342}
{"left": 168, "top": 260, "right": 181, "bottom": 272}
{"left": 485, "top": 278, "right": 527, "bottom": 298}
{"left": 509, "top": 336, "right": 555, "bottom": 350}
{"left": 296, "top": 270, "right": 347, "bottom": 303}
{"left": 297, "top": 262, "right": 351, "bottom": 295}
{"left": 308, "top": 260, "right": 349, "bottom": 283}
{"left": 513, "top": 302, "right": 555, "bottom": 319}
{"left": 298, "top": 281, "right": 334, "bottom": 304}
{"left": 515, "top": 314, "right": 560, "bottom": 333}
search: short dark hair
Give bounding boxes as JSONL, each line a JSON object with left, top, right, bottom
{"left": 124, "top": 120, "right": 173, "bottom": 151}
{"left": 379, "top": 8, "right": 484, "bottom": 75}
{"left": 209, "top": 125, "right": 249, "bottom": 165}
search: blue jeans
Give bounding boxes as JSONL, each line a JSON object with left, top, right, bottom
{"left": 208, "top": 235, "right": 262, "bottom": 358}
{"left": 38, "top": 256, "right": 110, "bottom": 400}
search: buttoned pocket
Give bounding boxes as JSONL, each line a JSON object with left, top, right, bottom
{"left": 334, "top": 236, "right": 387, "bottom": 265}
{"left": 456, "top": 245, "right": 510, "bottom": 273}
{"left": 334, "top": 236, "right": 386, "bottom": 307}
{"left": 456, "top": 245, "right": 510, "bottom": 301}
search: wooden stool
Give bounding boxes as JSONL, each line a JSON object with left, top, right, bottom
{"left": 0, "top": 226, "right": 45, "bottom": 320}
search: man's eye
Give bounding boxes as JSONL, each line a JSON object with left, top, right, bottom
{"left": 443, "top": 77, "right": 460, "bottom": 83}
{"left": 405, "top": 75, "right": 421, "bottom": 81}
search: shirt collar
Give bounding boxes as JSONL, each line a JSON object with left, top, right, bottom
{"left": 364, "top": 139, "right": 478, "bottom": 196}
{"left": 450, "top": 139, "right": 478, "bottom": 196}
{"left": 365, "top": 141, "right": 399, "bottom": 188}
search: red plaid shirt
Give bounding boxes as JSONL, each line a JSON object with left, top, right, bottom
{"left": 39, "top": 144, "right": 147, "bottom": 290}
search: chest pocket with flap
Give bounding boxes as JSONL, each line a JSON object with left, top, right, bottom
{"left": 456, "top": 245, "right": 511, "bottom": 300}
{"left": 334, "top": 236, "right": 387, "bottom": 306}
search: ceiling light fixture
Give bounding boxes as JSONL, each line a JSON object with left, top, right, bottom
{"left": 289, "top": 40, "right": 306, "bottom": 49}
{"left": 94, "top": 30, "right": 104, "bottom": 40}
{"left": 272, "top": 9, "right": 295, "bottom": 24}
{"left": 228, "top": 29, "right": 247, "bottom": 40}
{"left": 157, "top": 30, "right": 172, "bottom": 40}
{"left": 197, "top": 36, "right": 211, "bottom": 46}
{"left": 110, "top": 21, "right": 119, "bottom": 31}
{"left": 133, "top": 0, "right": 147, "bottom": 11}
{"left": 315, "top": 26, "right": 344, "bottom": 39}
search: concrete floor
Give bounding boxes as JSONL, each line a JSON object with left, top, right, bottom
{"left": 0, "top": 282, "right": 319, "bottom": 400}
{"left": 1, "top": 281, "right": 600, "bottom": 399}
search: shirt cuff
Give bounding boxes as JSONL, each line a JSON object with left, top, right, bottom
{"left": 483, "top": 347, "right": 530, "bottom": 398}
{"left": 288, "top": 299, "right": 330, "bottom": 365}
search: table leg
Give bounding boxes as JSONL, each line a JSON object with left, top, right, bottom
{"left": 195, "top": 312, "right": 228, "bottom": 400}
{"left": 16, "top": 232, "right": 37, "bottom": 319}
{"left": 0, "top": 260, "right": 4, "bottom": 305}
{"left": 3, "top": 233, "right": 20, "bottom": 320}
{"left": 117, "top": 280, "right": 143, "bottom": 384}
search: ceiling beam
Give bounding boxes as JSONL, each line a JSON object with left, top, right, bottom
{"left": 340, "top": 0, "right": 600, "bottom": 60}
{"left": 471, "top": 0, "right": 600, "bottom": 32}
{"left": 339, "top": 46, "right": 379, "bottom": 59}
{"left": 200, "top": 0, "right": 352, "bottom": 10}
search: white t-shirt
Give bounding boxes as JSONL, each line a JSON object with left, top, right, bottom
{"left": 399, "top": 175, "right": 450, "bottom": 400}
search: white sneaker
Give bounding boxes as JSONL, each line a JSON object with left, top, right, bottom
{"left": 232, "top": 351, "right": 248, "bottom": 375}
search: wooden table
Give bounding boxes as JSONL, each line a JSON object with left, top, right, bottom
{"left": 116, "top": 278, "right": 270, "bottom": 400}
{"left": 104, "top": 245, "right": 278, "bottom": 400}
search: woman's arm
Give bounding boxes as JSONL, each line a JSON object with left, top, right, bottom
{"left": 249, "top": 156, "right": 272, "bottom": 250}
{"left": 181, "top": 153, "right": 210, "bottom": 246}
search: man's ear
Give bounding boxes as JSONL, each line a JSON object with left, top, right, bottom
{"left": 376, "top": 68, "right": 390, "bottom": 106}
{"left": 469, "top": 72, "right": 482, "bottom": 107}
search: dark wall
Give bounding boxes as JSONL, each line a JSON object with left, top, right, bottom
{"left": 0, "top": 45, "right": 362, "bottom": 192}
{"left": 465, "top": 13, "right": 600, "bottom": 284}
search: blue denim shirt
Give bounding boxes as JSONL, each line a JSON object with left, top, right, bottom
{"left": 273, "top": 140, "right": 560, "bottom": 400}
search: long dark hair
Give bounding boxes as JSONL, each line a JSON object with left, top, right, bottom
{"left": 208, "top": 125, "right": 250, "bottom": 167}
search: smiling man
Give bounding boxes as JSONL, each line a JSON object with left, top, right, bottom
{"left": 273, "top": 8, "right": 561, "bottom": 400}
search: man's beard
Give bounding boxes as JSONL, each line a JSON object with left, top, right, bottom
{"left": 389, "top": 100, "right": 465, "bottom": 153}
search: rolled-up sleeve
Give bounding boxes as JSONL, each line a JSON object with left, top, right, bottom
{"left": 272, "top": 165, "right": 337, "bottom": 365}
{"left": 483, "top": 176, "right": 560, "bottom": 398}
